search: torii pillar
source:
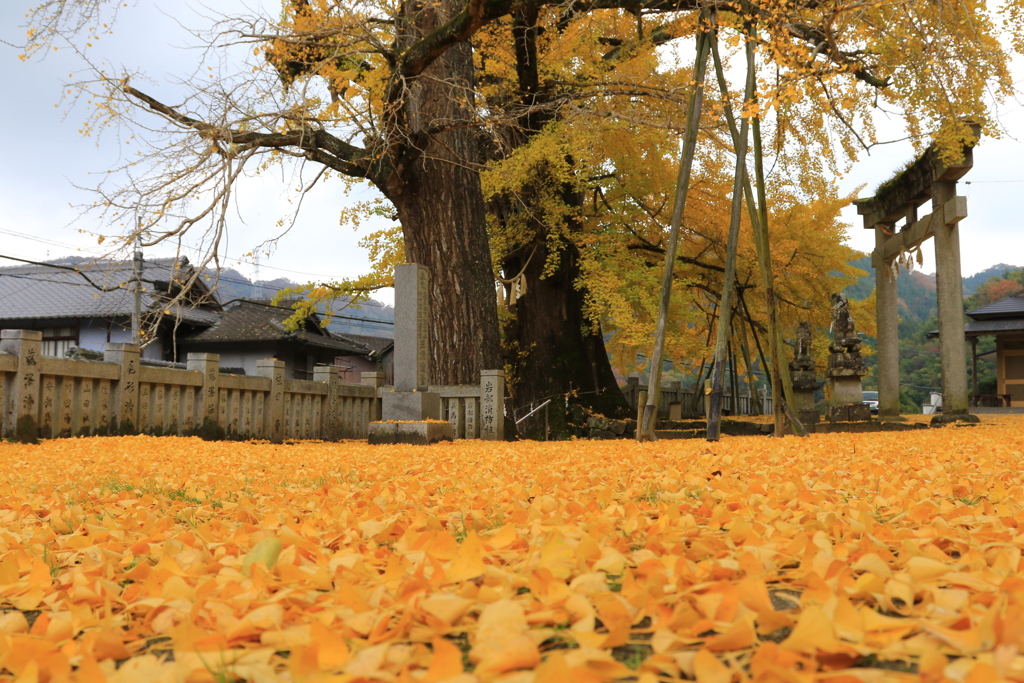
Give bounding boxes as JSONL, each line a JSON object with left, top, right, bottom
{"left": 854, "top": 126, "right": 980, "bottom": 425}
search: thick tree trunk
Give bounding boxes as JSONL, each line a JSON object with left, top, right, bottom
{"left": 482, "top": 10, "right": 627, "bottom": 436}
{"left": 389, "top": 159, "right": 500, "bottom": 386}
{"left": 383, "top": 1, "right": 501, "bottom": 386}
{"left": 502, "top": 238, "right": 629, "bottom": 438}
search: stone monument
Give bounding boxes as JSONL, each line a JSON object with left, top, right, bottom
{"left": 368, "top": 264, "right": 454, "bottom": 445}
{"left": 789, "top": 322, "right": 821, "bottom": 425}
{"left": 826, "top": 293, "right": 871, "bottom": 422}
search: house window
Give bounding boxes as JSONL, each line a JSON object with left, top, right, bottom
{"left": 40, "top": 326, "right": 78, "bottom": 358}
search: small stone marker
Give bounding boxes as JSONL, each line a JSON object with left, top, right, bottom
{"left": 826, "top": 294, "right": 871, "bottom": 422}
{"left": 372, "top": 263, "right": 453, "bottom": 445}
{"left": 480, "top": 369, "right": 504, "bottom": 441}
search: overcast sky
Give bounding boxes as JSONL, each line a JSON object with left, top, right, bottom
{"left": 1, "top": 1, "right": 1022, "bottom": 313}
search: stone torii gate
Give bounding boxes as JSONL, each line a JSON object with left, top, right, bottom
{"left": 854, "top": 127, "right": 980, "bottom": 425}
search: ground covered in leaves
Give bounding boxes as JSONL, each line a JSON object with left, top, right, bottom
{"left": 2, "top": 418, "right": 1024, "bottom": 682}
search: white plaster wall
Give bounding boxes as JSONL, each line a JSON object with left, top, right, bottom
{"left": 79, "top": 319, "right": 111, "bottom": 352}
{"left": 215, "top": 350, "right": 264, "bottom": 376}
{"left": 106, "top": 321, "right": 133, "bottom": 345}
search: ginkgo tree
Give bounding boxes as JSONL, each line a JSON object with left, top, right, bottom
{"left": 19, "top": 0, "right": 1024, "bottom": 414}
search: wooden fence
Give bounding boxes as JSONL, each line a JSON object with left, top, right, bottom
{"left": 621, "top": 377, "right": 769, "bottom": 418}
{"left": 1, "top": 330, "right": 504, "bottom": 443}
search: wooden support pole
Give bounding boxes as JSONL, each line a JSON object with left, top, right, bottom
{"left": 707, "top": 12, "right": 754, "bottom": 441}
{"left": 971, "top": 336, "right": 979, "bottom": 404}
{"left": 639, "top": 21, "right": 711, "bottom": 441}
{"left": 710, "top": 16, "right": 786, "bottom": 436}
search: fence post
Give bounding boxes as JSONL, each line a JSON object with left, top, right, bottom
{"left": 187, "top": 353, "right": 221, "bottom": 438}
{"left": 314, "top": 365, "right": 341, "bottom": 440}
{"left": 105, "top": 343, "right": 141, "bottom": 434}
{"left": 480, "top": 369, "right": 504, "bottom": 441}
{"left": 258, "top": 359, "right": 285, "bottom": 443}
{"left": 362, "top": 372, "right": 385, "bottom": 423}
{"left": 624, "top": 376, "right": 639, "bottom": 409}
{"left": 1, "top": 330, "right": 42, "bottom": 442}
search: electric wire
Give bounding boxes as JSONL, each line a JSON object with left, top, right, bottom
{"left": 0, "top": 254, "right": 394, "bottom": 330}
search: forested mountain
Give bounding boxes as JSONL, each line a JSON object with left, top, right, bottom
{"left": 844, "top": 257, "right": 1023, "bottom": 411}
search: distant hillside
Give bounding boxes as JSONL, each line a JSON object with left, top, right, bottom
{"left": 206, "top": 267, "right": 394, "bottom": 339}
{"left": 843, "top": 257, "right": 1021, "bottom": 325}
{"left": 845, "top": 256, "right": 937, "bottom": 325}
{"left": 962, "top": 263, "right": 1022, "bottom": 294}
{"left": 42, "top": 256, "right": 395, "bottom": 339}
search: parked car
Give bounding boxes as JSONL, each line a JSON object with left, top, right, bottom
{"left": 862, "top": 391, "right": 879, "bottom": 415}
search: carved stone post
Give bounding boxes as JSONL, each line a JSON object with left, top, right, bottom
{"left": 314, "top": 365, "right": 341, "bottom": 440}
{"left": 1, "top": 330, "right": 42, "bottom": 442}
{"left": 257, "top": 359, "right": 285, "bottom": 442}
{"left": 362, "top": 371, "right": 385, "bottom": 423}
{"left": 188, "top": 353, "right": 222, "bottom": 438}
{"left": 480, "top": 369, "right": 505, "bottom": 441}
{"left": 105, "top": 342, "right": 141, "bottom": 434}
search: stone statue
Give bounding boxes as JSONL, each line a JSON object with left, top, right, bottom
{"left": 829, "top": 293, "right": 860, "bottom": 352}
{"left": 790, "top": 322, "right": 815, "bottom": 372}
{"left": 826, "top": 293, "right": 870, "bottom": 421}
{"left": 789, "top": 321, "right": 821, "bottom": 424}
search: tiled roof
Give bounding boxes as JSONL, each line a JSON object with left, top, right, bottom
{"left": 339, "top": 333, "right": 394, "bottom": 355}
{"left": 0, "top": 258, "right": 219, "bottom": 325}
{"left": 184, "top": 300, "right": 370, "bottom": 353}
{"left": 928, "top": 317, "right": 1024, "bottom": 338}
{"left": 967, "top": 289, "right": 1024, "bottom": 319}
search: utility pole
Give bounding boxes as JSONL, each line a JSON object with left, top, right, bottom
{"left": 252, "top": 252, "right": 261, "bottom": 298}
{"left": 132, "top": 223, "right": 143, "bottom": 345}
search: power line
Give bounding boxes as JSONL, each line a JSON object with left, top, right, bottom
{"left": 0, "top": 256, "right": 395, "bottom": 330}
{"left": 0, "top": 226, "right": 365, "bottom": 282}
{"left": 0, "top": 252, "right": 392, "bottom": 317}
{"left": 0, "top": 231, "right": 393, "bottom": 308}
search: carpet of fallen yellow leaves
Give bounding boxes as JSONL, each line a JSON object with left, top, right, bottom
{"left": 2, "top": 418, "right": 1024, "bottom": 683}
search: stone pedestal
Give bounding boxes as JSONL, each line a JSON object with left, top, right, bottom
{"left": 382, "top": 390, "right": 441, "bottom": 421}
{"left": 791, "top": 375, "right": 820, "bottom": 425}
{"left": 831, "top": 375, "right": 864, "bottom": 404}
{"left": 368, "top": 421, "right": 454, "bottom": 445}
{"left": 827, "top": 403, "right": 872, "bottom": 423}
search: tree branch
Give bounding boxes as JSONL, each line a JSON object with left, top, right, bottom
{"left": 124, "top": 84, "right": 374, "bottom": 180}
